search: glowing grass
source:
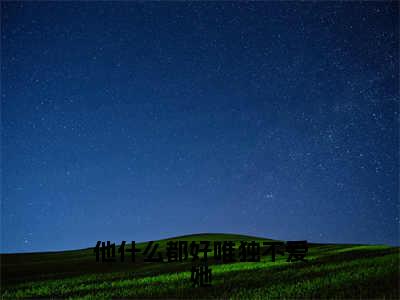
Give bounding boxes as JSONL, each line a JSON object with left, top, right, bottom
{"left": 1, "top": 234, "right": 399, "bottom": 299}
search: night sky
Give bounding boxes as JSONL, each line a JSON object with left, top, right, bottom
{"left": 1, "top": 2, "right": 399, "bottom": 253}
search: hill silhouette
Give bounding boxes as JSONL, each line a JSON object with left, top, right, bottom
{"left": 1, "top": 233, "right": 399, "bottom": 299}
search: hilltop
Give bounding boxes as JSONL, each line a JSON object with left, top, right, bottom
{"left": 1, "top": 233, "right": 399, "bottom": 299}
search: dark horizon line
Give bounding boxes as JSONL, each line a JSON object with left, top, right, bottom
{"left": 1, "top": 231, "right": 398, "bottom": 255}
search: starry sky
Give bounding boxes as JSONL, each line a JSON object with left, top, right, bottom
{"left": 1, "top": 2, "right": 399, "bottom": 253}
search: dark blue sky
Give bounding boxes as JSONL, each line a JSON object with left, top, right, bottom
{"left": 1, "top": 2, "right": 399, "bottom": 253}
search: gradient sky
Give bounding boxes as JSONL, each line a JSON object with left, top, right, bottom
{"left": 1, "top": 2, "right": 399, "bottom": 253}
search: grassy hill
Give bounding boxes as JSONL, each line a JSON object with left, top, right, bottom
{"left": 1, "top": 233, "right": 399, "bottom": 299}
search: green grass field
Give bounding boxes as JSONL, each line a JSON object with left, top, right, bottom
{"left": 1, "top": 233, "right": 399, "bottom": 299}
